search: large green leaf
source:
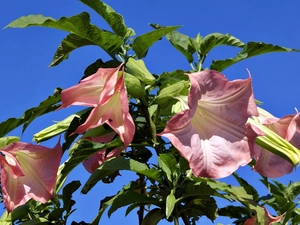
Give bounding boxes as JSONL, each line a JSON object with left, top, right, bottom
{"left": 0, "top": 88, "right": 61, "bottom": 137}
{"left": 50, "top": 33, "right": 95, "bottom": 66}
{"left": 165, "top": 30, "right": 196, "bottom": 63}
{"left": 200, "top": 33, "right": 244, "bottom": 56}
{"left": 210, "top": 42, "right": 300, "bottom": 71}
{"left": 79, "top": 0, "right": 131, "bottom": 38}
{"left": 62, "top": 180, "right": 81, "bottom": 213}
{"left": 158, "top": 153, "right": 178, "bottom": 183}
{"left": 81, "top": 157, "right": 163, "bottom": 194}
{"left": 55, "top": 138, "right": 123, "bottom": 192}
{"left": 6, "top": 13, "right": 124, "bottom": 63}
{"left": 132, "top": 26, "right": 181, "bottom": 58}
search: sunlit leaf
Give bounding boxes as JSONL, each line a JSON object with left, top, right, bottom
{"left": 6, "top": 13, "right": 123, "bottom": 63}
{"left": 166, "top": 191, "right": 176, "bottom": 219}
{"left": 200, "top": 33, "right": 244, "bottom": 56}
{"left": 211, "top": 42, "right": 300, "bottom": 71}
{"left": 79, "top": 0, "right": 132, "bottom": 37}
{"left": 132, "top": 26, "right": 180, "bottom": 58}
{"left": 0, "top": 88, "right": 61, "bottom": 137}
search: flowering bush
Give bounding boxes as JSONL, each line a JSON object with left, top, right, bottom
{"left": 1, "top": 1, "right": 300, "bottom": 224}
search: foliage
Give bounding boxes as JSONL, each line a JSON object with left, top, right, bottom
{"left": 1, "top": 1, "right": 300, "bottom": 225}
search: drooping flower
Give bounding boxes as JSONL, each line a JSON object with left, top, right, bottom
{"left": 82, "top": 132, "right": 123, "bottom": 173}
{"left": 244, "top": 207, "right": 285, "bottom": 225}
{"left": 0, "top": 141, "right": 62, "bottom": 212}
{"left": 60, "top": 64, "right": 135, "bottom": 147}
{"left": 250, "top": 107, "right": 300, "bottom": 177}
{"left": 159, "top": 70, "right": 258, "bottom": 178}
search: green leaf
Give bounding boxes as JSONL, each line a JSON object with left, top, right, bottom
{"left": 165, "top": 30, "right": 196, "bottom": 63}
{"left": 124, "top": 72, "right": 146, "bottom": 98}
{"left": 33, "top": 108, "right": 90, "bottom": 143}
{"left": 108, "top": 191, "right": 159, "bottom": 217}
{"left": 50, "top": 33, "right": 96, "bottom": 66}
{"left": 155, "top": 80, "right": 189, "bottom": 109}
{"left": 6, "top": 13, "right": 123, "bottom": 62}
{"left": 132, "top": 26, "right": 181, "bottom": 58}
{"left": 82, "top": 157, "right": 163, "bottom": 194}
{"left": 0, "top": 88, "right": 61, "bottom": 137}
{"left": 141, "top": 208, "right": 165, "bottom": 225}
{"left": 166, "top": 191, "right": 176, "bottom": 219}
{"left": 0, "top": 136, "right": 20, "bottom": 148}
{"left": 186, "top": 197, "right": 218, "bottom": 222}
{"left": 211, "top": 42, "right": 300, "bottom": 71}
{"left": 79, "top": 0, "right": 131, "bottom": 38}
{"left": 55, "top": 138, "right": 123, "bottom": 193}
{"left": 125, "top": 58, "right": 155, "bottom": 85}
{"left": 232, "top": 173, "right": 259, "bottom": 201}
{"left": 62, "top": 180, "right": 81, "bottom": 213}
{"left": 200, "top": 33, "right": 244, "bottom": 56}
{"left": 0, "top": 204, "right": 29, "bottom": 224}
{"left": 158, "top": 153, "right": 178, "bottom": 183}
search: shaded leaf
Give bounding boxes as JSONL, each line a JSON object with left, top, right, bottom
{"left": 82, "top": 157, "right": 163, "bottom": 194}
{"left": 21, "top": 218, "right": 49, "bottom": 225}
{"left": 55, "top": 138, "right": 123, "bottom": 192}
{"left": 141, "top": 208, "right": 165, "bottom": 225}
{"left": 62, "top": 181, "right": 81, "bottom": 213}
{"left": 0, "top": 88, "right": 61, "bottom": 137}
{"left": 132, "top": 26, "right": 180, "bottom": 58}
{"left": 108, "top": 191, "right": 159, "bottom": 217}
{"left": 211, "top": 42, "right": 300, "bottom": 71}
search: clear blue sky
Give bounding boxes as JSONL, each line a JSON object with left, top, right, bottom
{"left": 1, "top": 1, "right": 300, "bottom": 224}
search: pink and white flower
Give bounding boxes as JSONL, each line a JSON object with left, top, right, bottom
{"left": 159, "top": 70, "right": 258, "bottom": 178}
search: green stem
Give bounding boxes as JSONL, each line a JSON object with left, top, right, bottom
{"left": 174, "top": 217, "right": 179, "bottom": 225}
{"left": 198, "top": 55, "right": 206, "bottom": 72}
{"left": 189, "top": 63, "right": 195, "bottom": 71}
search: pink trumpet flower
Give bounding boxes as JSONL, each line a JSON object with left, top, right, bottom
{"left": 60, "top": 64, "right": 135, "bottom": 147}
{"left": 0, "top": 141, "right": 62, "bottom": 212}
{"left": 82, "top": 132, "right": 123, "bottom": 173}
{"left": 159, "top": 70, "right": 258, "bottom": 178}
{"left": 252, "top": 108, "right": 300, "bottom": 177}
{"left": 244, "top": 207, "right": 285, "bottom": 225}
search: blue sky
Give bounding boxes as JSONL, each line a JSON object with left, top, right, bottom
{"left": 1, "top": 0, "right": 300, "bottom": 224}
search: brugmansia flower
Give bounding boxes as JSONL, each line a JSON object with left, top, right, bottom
{"left": 60, "top": 64, "right": 135, "bottom": 147}
{"left": 250, "top": 108, "right": 300, "bottom": 177}
{"left": 159, "top": 70, "right": 258, "bottom": 178}
{"left": 244, "top": 207, "right": 285, "bottom": 225}
{"left": 0, "top": 141, "right": 62, "bottom": 212}
{"left": 82, "top": 132, "right": 123, "bottom": 173}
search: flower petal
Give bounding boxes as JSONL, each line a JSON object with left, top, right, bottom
{"left": 159, "top": 70, "right": 258, "bottom": 178}
{"left": 1, "top": 141, "right": 62, "bottom": 212}
{"left": 244, "top": 207, "right": 285, "bottom": 225}
{"left": 82, "top": 132, "right": 123, "bottom": 173}
{"left": 75, "top": 71, "right": 135, "bottom": 147}
{"left": 252, "top": 110, "right": 300, "bottom": 177}
{"left": 60, "top": 64, "right": 122, "bottom": 108}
